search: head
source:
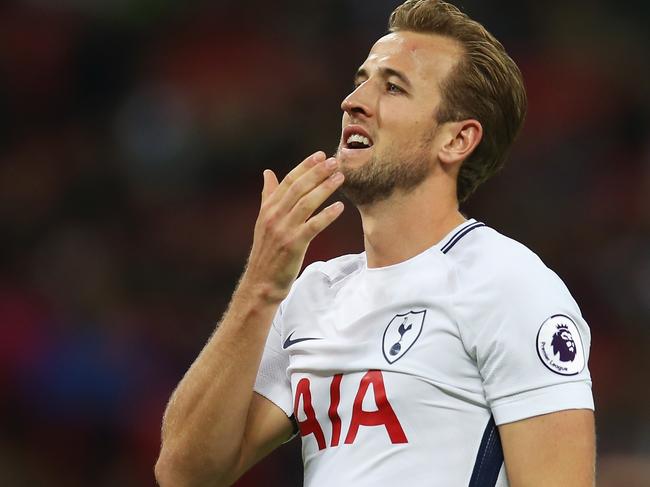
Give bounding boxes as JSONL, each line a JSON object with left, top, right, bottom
{"left": 336, "top": 0, "right": 527, "bottom": 205}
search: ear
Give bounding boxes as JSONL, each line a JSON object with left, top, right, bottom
{"left": 438, "top": 119, "right": 483, "bottom": 167}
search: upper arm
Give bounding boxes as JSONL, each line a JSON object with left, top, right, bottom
{"left": 225, "top": 307, "right": 296, "bottom": 485}
{"left": 453, "top": 239, "right": 596, "bottom": 484}
{"left": 499, "top": 409, "right": 595, "bottom": 487}
{"left": 455, "top": 242, "right": 594, "bottom": 424}
{"left": 225, "top": 393, "right": 296, "bottom": 485}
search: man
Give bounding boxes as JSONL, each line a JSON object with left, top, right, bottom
{"left": 155, "top": 1, "right": 595, "bottom": 486}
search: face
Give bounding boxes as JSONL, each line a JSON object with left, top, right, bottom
{"left": 336, "top": 31, "right": 462, "bottom": 206}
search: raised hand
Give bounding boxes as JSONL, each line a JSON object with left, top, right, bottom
{"left": 243, "top": 151, "right": 345, "bottom": 303}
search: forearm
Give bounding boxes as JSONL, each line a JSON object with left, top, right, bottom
{"left": 156, "top": 151, "right": 343, "bottom": 486}
{"left": 156, "top": 275, "right": 280, "bottom": 486}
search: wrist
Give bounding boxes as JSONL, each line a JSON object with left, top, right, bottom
{"left": 236, "top": 272, "right": 288, "bottom": 307}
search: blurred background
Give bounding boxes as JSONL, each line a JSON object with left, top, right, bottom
{"left": 0, "top": 0, "right": 649, "bottom": 485}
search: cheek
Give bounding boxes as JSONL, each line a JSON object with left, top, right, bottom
{"left": 385, "top": 121, "right": 431, "bottom": 143}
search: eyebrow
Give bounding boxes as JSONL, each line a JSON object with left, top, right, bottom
{"left": 354, "top": 67, "right": 413, "bottom": 90}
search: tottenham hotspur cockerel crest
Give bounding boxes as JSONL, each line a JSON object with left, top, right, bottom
{"left": 382, "top": 310, "right": 426, "bottom": 364}
{"left": 536, "top": 315, "right": 586, "bottom": 376}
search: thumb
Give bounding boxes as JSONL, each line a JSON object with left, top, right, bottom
{"left": 261, "top": 169, "right": 279, "bottom": 203}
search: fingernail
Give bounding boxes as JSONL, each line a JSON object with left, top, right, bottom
{"left": 330, "top": 171, "right": 344, "bottom": 183}
{"left": 313, "top": 151, "right": 327, "bottom": 162}
{"left": 325, "top": 157, "right": 338, "bottom": 169}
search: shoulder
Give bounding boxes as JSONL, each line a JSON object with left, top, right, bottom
{"left": 297, "top": 252, "right": 365, "bottom": 286}
{"left": 278, "top": 252, "right": 364, "bottom": 320}
{"left": 282, "top": 252, "right": 364, "bottom": 306}
{"left": 445, "top": 223, "right": 559, "bottom": 287}
{"left": 444, "top": 222, "right": 577, "bottom": 311}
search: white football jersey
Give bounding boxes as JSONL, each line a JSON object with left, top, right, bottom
{"left": 254, "top": 219, "right": 593, "bottom": 486}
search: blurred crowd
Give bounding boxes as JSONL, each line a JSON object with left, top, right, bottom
{"left": 0, "top": 0, "right": 649, "bottom": 485}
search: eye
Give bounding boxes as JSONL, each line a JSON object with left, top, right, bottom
{"left": 386, "top": 82, "right": 404, "bottom": 94}
{"left": 352, "top": 77, "right": 367, "bottom": 90}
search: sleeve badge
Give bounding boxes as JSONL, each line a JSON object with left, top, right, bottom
{"left": 536, "top": 314, "right": 586, "bottom": 376}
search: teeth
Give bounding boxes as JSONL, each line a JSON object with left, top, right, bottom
{"left": 346, "top": 133, "right": 371, "bottom": 147}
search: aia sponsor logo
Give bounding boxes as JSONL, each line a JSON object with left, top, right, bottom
{"left": 293, "top": 371, "right": 408, "bottom": 450}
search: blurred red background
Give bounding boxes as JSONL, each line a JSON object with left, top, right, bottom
{"left": 1, "top": 0, "right": 649, "bottom": 485}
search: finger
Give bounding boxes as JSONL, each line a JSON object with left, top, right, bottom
{"left": 261, "top": 169, "right": 279, "bottom": 204}
{"left": 287, "top": 170, "right": 344, "bottom": 225}
{"left": 299, "top": 201, "right": 345, "bottom": 243}
{"left": 270, "top": 151, "right": 327, "bottom": 203}
{"left": 276, "top": 156, "right": 338, "bottom": 216}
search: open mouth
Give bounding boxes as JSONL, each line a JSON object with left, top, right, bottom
{"left": 346, "top": 133, "right": 372, "bottom": 149}
{"left": 343, "top": 125, "right": 374, "bottom": 150}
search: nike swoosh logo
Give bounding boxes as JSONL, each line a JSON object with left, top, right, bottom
{"left": 283, "top": 331, "right": 322, "bottom": 349}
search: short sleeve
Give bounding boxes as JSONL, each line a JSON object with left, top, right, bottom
{"left": 454, "top": 242, "right": 594, "bottom": 426}
{"left": 253, "top": 307, "right": 293, "bottom": 417}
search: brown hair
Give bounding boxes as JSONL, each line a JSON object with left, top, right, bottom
{"left": 389, "top": 0, "right": 527, "bottom": 202}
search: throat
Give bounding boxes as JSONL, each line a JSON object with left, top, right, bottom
{"left": 362, "top": 200, "right": 466, "bottom": 269}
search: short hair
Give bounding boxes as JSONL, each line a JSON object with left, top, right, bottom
{"left": 389, "top": 0, "right": 527, "bottom": 202}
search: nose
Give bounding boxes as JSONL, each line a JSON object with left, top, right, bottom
{"left": 341, "top": 83, "right": 373, "bottom": 119}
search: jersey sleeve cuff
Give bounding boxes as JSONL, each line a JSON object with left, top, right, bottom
{"left": 254, "top": 373, "right": 294, "bottom": 418}
{"left": 491, "top": 381, "right": 594, "bottom": 426}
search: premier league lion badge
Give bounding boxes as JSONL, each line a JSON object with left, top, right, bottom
{"left": 382, "top": 310, "right": 426, "bottom": 364}
{"left": 536, "top": 314, "right": 586, "bottom": 376}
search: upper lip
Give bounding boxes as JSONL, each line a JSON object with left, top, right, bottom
{"left": 342, "top": 124, "right": 374, "bottom": 147}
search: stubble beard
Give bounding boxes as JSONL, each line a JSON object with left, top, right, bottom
{"left": 336, "top": 131, "right": 435, "bottom": 207}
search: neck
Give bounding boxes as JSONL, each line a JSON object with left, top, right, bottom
{"left": 358, "top": 176, "right": 465, "bottom": 268}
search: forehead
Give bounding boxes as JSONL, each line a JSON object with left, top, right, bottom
{"left": 362, "top": 31, "right": 462, "bottom": 84}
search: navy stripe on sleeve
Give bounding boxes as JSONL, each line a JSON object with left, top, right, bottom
{"left": 468, "top": 416, "right": 504, "bottom": 487}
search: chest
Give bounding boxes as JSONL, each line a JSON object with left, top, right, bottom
{"left": 282, "top": 267, "right": 473, "bottom": 381}
{"left": 283, "top": 266, "right": 488, "bottom": 460}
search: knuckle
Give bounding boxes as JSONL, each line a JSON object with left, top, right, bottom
{"left": 262, "top": 212, "right": 276, "bottom": 227}
{"left": 319, "top": 162, "right": 333, "bottom": 176}
{"left": 286, "top": 181, "right": 303, "bottom": 199}
{"left": 306, "top": 217, "right": 322, "bottom": 234}
{"left": 278, "top": 235, "right": 297, "bottom": 252}
{"left": 295, "top": 198, "right": 311, "bottom": 214}
{"left": 260, "top": 212, "right": 279, "bottom": 232}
